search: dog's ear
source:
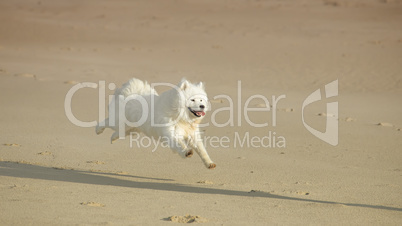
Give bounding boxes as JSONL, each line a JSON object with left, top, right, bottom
{"left": 180, "top": 79, "right": 189, "bottom": 90}
{"left": 197, "top": 82, "right": 205, "bottom": 90}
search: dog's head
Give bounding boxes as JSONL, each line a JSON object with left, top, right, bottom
{"left": 178, "top": 79, "right": 209, "bottom": 120}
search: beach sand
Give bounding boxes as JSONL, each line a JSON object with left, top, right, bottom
{"left": 1, "top": 0, "right": 401, "bottom": 225}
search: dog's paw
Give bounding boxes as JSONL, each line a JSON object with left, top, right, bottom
{"left": 95, "top": 125, "right": 105, "bottom": 135}
{"left": 111, "top": 132, "right": 119, "bottom": 144}
{"left": 185, "top": 150, "right": 193, "bottom": 158}
{"left": 207, "top": 163, "right": 216, "bottom": 169}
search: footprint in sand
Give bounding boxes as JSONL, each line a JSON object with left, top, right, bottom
{"left": 53, "top": 166, "right": 73, "bottom": 170}
{"left": 317, "top": 112, "right": 337, "bottom": 117}
{"left": 37, "top": 151, "right": 52, "bottom": 156}
{"left": 86, "top": 160, "right": 106, "bottom": 165}
{"left": 80, "top": 202, "right": 105, "bottom": 207}
{"left": 3, "top": 143, "right": 21, "bottom": 147}
{"left": 14, "top": 73, "right": 36, "bottom": 79}
{"left": 344, "top": 117, "right": 355, "bottom": 122}
{"left": 296, "top": 191, "right": 310, "bottom": 195}
{"left": 197, "top": 180, "right": 214, "bottom": 185}
{"left": 377, "top": 122, "right": 393, "bottom": 127}
{"left": 115, "top": 171, "right": 129, "bottom": 175}
{"left": 167, "top": 215, "right": 207, "bottom": 223}
{"left": 376, "top": 122, "right": 402, "bottom": 131}
{"left": 64, "top": 80, "right": 79, "bottom": 85}
{"left": 10, "top": 184, "right": 29, "bottom": 189}
{"left": 279, "top": 108, "right": 294, "bottom": 112}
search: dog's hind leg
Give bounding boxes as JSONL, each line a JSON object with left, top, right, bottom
{"left": 110, "top": 128, "right": 139, "bottom": 144}
{"left": 96, "top": 118, "right": 108, "bottom": 135}
{"left": 111, "top": 131, "right": 119, "bottom": 143}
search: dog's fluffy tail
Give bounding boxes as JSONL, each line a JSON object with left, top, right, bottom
{"left": 96, "top": 78, "right": 157, "bottom": 136}
{"left": 116, "top": 78, "right": 158, "bottom": 98}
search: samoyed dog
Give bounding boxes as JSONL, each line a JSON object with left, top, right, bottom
{"left": 95, "top": 78, "right": 216, "bottom": 169}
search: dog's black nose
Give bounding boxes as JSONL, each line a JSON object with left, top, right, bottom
{"left": 200, "top": 105, "right": 205, "bottom": 109}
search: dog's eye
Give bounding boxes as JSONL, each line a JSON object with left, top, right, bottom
{"left": 191, "top": 99, "right": 195, "bottom": 102}
{"left": 200, "top": 100, "right": 203, "bottom": 102}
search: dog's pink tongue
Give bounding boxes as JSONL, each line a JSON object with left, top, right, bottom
{"left": 201, "top": 112, "right": 205, "bottom": 116}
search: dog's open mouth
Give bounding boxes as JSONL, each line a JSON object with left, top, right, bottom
{"left": 188, "top": 107, "right": 205, "bottom": 117}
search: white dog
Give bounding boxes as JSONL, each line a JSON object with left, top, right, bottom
{"left": 95, "top": 78, "right": 216, "bottom": 169}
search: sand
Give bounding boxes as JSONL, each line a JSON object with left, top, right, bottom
{"left": 1, "top": 0, "right": 402, "bottom": 225}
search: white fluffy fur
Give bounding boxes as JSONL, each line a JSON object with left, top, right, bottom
{"left": 96, "top": 78, "right": 215, "bottom": 169}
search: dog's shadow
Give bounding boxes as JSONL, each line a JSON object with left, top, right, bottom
{"left": 0, "top": 161, "right": 400, "bottom": 212}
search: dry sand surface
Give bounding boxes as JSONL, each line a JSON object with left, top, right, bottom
{"left": 1, "top": 0, "right": 402, "bottom": 225}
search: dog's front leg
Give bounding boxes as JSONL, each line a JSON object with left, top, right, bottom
{"left": 191, "top": 141, "right": 216, "bottom": 169}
